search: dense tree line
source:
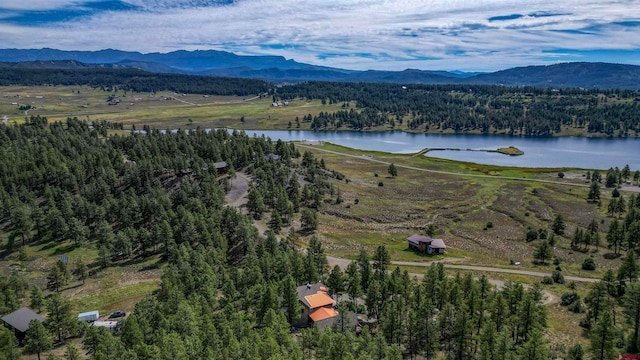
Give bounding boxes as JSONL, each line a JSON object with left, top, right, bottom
{"left": 0, "top": 118, "right": 553, "bottom": 359}
{"left": 276, "top": 82, "right": 640, "bottom": 136}
{"left": 4, "top": 118, "right": 640, "bottom": 358}
{"left": 0, "top": 68, "right": 270, "bottom": 96}
{"left": 0, "top": 117, "right": 310, "bottom": 264}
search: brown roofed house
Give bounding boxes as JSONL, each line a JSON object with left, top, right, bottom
{"left": 407, "top": 234, "right": 446, "bottom": 255}
{"left": 296, "top": 282, "right": 339, "bottom": 329}
{"left": 1, "top": 307, "right": 45, "bottom": 343}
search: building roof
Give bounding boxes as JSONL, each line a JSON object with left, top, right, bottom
{"left": 407, "top": 234, "right": 446, "bottom": 248}
{"left": 304, "top": 292, "right": 335, "bottom": 309}
{"left": 309, "top": 307, "right": 339, "bottom": 322}
{"left": 297, "top": 282, "right": 332, "bottom": 308}
{"left": 407, "top": 234, "right": 432, "bottom": 245}
{"left": 213, "top": 161, "right": 228, "bottom": 169}
{"left": 429, "top": 238, "right": 447, "bottom": 249}
{"left": 1, "top": 307, "right": 45, "bottom": 333}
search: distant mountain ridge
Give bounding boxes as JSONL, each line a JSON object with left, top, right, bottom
{"left": 0, "top": 48, "right": 639, "bottom": 89}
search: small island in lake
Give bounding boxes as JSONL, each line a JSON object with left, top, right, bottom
{"left": 496, "top": 146, "right": 524, "bottom": 156}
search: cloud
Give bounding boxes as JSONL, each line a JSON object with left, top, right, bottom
{"left": 0, "top": 0, "right": 104, "bottom": 11}
{"left": 0, "top": 0, "right": 639, "bottom": 71}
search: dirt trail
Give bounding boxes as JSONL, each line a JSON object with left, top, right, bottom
{"left": 327, "top": 256, "right": 598, "bottom": 283}
{"left": 167, "top": 95, "right": 198, "bottom": 106}
{"left": 225, "top": 172, "right": 251, "bottom": 208}
{"left": 326, "top": 256, "right": 560, "bottom": 305}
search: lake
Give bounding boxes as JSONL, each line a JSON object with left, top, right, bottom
{"left": 238, "top": 130, "right": 640, "bottom": 170}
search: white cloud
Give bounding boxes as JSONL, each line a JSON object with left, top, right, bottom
{"left": 0, "top": 0, "right": 103, "bottom": 11}
{"left": 1, "top": 0, "right": 639, "bottom": 70}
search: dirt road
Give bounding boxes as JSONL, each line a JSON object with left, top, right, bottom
{"left": 327, "top": 256, "right": 598, "bottom": 283}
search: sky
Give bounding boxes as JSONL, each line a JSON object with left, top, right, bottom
{"left": 0, "top": 0, "right": 639, "bottom": 71}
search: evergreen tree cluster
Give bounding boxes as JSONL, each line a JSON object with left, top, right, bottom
{"left": 0, "top": 68, "right": 270, "bottom": 96}
{"left": 277, "top": 82, "right": 640, "bottom": 136}
{"left": 0, "top": 117, "right": 298, "bottom": 265}
{"left": 607, "top": 194, "right": 640, "bottom": 256}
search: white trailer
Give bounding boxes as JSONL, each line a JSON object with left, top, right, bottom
{"left": 78, "top": 310, "right": 99, "bottom": 322}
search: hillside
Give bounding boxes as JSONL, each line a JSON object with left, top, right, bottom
{"left": 2, "top": 48, "right": 639, "bottom": 88}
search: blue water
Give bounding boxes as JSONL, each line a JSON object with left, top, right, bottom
{"left": 239, "top": 130, "right": 640, "bottom": 169}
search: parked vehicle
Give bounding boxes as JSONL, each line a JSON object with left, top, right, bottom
{"left": 78, "top": 310, "right": 99, "bottom": 322}
{"left": 108, "top": 310, "right": 126, "bottom": 319}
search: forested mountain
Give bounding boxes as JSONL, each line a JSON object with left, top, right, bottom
{"left": 0, "top": 48, "right": 328, "bottom": 72}
{"left": 2, "top": 48, "right": 639, "bottom": 88}
{"left": 0, "top": 67, "right": 269, "bottom": 96}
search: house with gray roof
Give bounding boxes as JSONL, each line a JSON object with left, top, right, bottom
{"left": 407, "top": 234, "right": 446, "bottom": 255}
{"left": 1, "top": 307, "right": 45, "bottom": 343}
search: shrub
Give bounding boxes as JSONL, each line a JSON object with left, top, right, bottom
{"left": 581, "top": 257, "right": 596, "bottom": 271}
{"left": 538, "top": 228, "right": 548, "bottom": 240}
{"left": 541, "top": 276, "right": 553, "bottom": 285}
{"left": 354, "top": 198, "right": 359, "bottom": 204}
{"left": 558, "top": 172, "right": 565, "bottom": 178}
{"left": 374, "top": 173, "right": 378, "bottom": 177}
{"left": 486, "top": 221, "right": 493, "bottom": 229}
{"left": 560, "top": 292, "right": 579, "bottom": 306}
{"left": 568, "top": 300, "right": 585, "bottom": 313}
{"left": 526, "top": 228, "right": 538, "bottom": 242}
{"left": 566, "top": 344, "right": 584, "bottom": 360}
{"left": 553, "top": 257, "right": 561, "bottom": 265}
{"left": 378, "top": 182, "right": 384, "bottom": 187}
{"left": 552, "top": 270, "right": 565, "bottom": 284}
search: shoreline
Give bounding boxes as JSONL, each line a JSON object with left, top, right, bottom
{"left": 417, "top": 146, "right": 524, "bottom": 157}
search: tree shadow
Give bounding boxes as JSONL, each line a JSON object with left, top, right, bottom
{"left": 52, "top": 243, "right": 80, "bottom": 255}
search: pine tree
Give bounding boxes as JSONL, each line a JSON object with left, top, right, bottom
{"left": 388, "top": 163, "right": 398, "bottom": 177}
{"left": 24, "top": 319, "right": 52, "bottom": 360}
{"left": 590, "top": 311, "right": 618, "bottom": 360}
{"left": 74, "top": 257, "right": 88, "bottom": 285}
{"left": 30, "top": 286, "right": 44, "bottom": 313}
{"left": 269, "top": 209, "right": 283, "bottom": 233}
{"left": 623, "top": 282, "right": 640, "bottom": 353}
{"left": 327, "top": 265, "right": 344, "bottom": 296}
{"left": 247, "top": 186, "right": 265, "bottom": 220}
{"left": 345, "top": 261, "right": 362, "bottom": 311}
{"left": 281, "top": 275, "right": 300, "bottom": 325}
{"left": 45, "top": 293, "right": 76, "bottom": 343}
{"left": 533, "top": 241, "right": 553, "bottom": 264}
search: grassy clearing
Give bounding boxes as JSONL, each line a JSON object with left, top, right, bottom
{"left": 71, "top": 281, "right": 159, "bottom": 315}
{"left": 0, "top": 237, "right": 163, "bottom": 317}
{"left": 300, "top": 142, "right": 622, "bottom": 278}
{"left": 0, "top": 85, "right": 344, "bottom": 129}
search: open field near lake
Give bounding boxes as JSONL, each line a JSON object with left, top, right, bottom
{"left": 300, "top": 142, "right": 627, "bottom": 280}
{"left": 0, "top": 85, "right": 343, "bottom": 129}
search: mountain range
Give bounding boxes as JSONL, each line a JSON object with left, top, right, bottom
{"left": 1, "top": 48, "right": 639, "bottom": 89}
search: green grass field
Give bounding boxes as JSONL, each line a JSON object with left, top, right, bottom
{"left": 0, "top": 85, "right": 344, "bottom": 129}
{"left": 300, "top": 142, "right": 625, "bottom": 281}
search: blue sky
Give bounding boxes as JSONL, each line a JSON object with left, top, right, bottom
{"left": 1, "top": 0, "right": 639, "bottom": 71}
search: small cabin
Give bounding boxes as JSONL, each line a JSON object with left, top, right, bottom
{"left": 213, "top": 161, "right": 228, "bottom": 175}
{"left": 1, "top": 307, "right": 45, "bottom": 343}
{"left": 407, "top": 234, "right": 446, "bottom": 255}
